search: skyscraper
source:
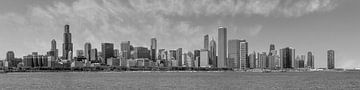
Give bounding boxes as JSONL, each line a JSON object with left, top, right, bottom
{"left": 121, "top": 41, "right": 131, "bottom": 59}
{"left": 101, "top": 43, "right": 114, "bottom": 64}
{"left": 228, "top": 39, "right": 240, "bottom": 68}
{"left": 133, "top": 47, "right": 150, "bottom": 59}
{"left": 204, "top": 34, "right": 209, "bottom": 50}
{"left": 176, "top": 48, "right": 183, "bottom": 67}
{"left": 51, "top": 39, "right": 58, "bottom": 58}
{"left": 90, "top": 48, "right": 98, "bottom": 62}
{"left": 200, "top": 49, "right": 209, "bottom": 67}
{"left": 327, "top": 50, "right": 335, "bottom": 69}
{"left": 150, "top": 38, "right": 157, "bottom": 61}
{"left": 240, "top": 39, "right": 248, "bottom": 69}
{"left": 280, "top": 47, "right": 295, "bottom": 69}
{"left": 307, "top": 52, "right": 315, "bottom": 69}
{"left": 269, "top": 44, "right": 275, "bottom": 56}
{"left": 62, "top": 25, "right": 73, "bottom": 59}
{"left": 209, "top": 38, "right": 217, "bottom": 67}
{"left": 76, "top": 50, "right": 84, "bottom": 57}
{"left": 84, "top": 42, "right": 91, "bottom": 61}
{"left": 249, "top": 52, "right": 256, "bottom": 69}
{"left": 6, "top": 51, "right": 15, "bottom": 61}
{"left": 218, "top": 27, "right": 227, "bottom": 68}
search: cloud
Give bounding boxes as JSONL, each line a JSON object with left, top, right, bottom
{"left": 249, "top": 25, "right": 263, "bottom": 36}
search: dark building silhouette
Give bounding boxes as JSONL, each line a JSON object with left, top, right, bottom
{"left": 327, "top": 50, "right": 335, "bottom": 69}
{"left": 62, "top": 25, "right": 73, "bottom": 59}
{"left": 176, "top": 48, "right": 182, "bottom": 67}
{"left": 47, "top": 39, "right": 58, "bottom": 58}
{"left": 307, "top": 52, "right": 315, "bottom": 69}
{"left": 228, "top": 39, "right": 240, "bottom": 68}
{"left": 101, "top": 43, "right": 114, "bottom": 64}
{"left": 150, "top": 38, "right": 157, "bottom": 61}
{"left": 204, "top": 34, "right": 209, "bottom": 50}
{"left": 269, "top": 44, "right": 275, "bottom": 55}
{"left": 6, "top": 51, "right": 15, "bottom": 61}
{"left": 280, "top": 47, "right": 295, "bottom": 69}
{"left": 209, "top": 38, "right": 217, "bottom": 67}
{"left": 121, "top": 41, "right": 131, "bottom": 59}
{"left": 84, "top": 42, "right": 91, "bottom": 61}
{"left": 23, "top": 53, "right": 48, "bottom": 67}
{"left": 218, "top": 27, "right": 227, "bottom": 68}
{"left": 133, "top": 47, "right": 150, "bottom": 59}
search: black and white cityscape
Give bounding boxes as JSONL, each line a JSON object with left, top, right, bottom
{"left": 0, "top": 0, "right": 360, "bottom": 89}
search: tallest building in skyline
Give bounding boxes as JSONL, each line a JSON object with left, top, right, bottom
{"left": 62, "top": 25, "right": 73, "bottom": 59}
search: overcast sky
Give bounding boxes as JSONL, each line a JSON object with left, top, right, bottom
{"left": 0, "top": 0, "right": 359, "bottom": 69}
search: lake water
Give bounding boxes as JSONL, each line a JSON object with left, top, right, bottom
{"left": 0, "top": 72, "right": 360, "bottom": 90}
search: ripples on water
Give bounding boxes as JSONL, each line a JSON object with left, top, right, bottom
{"left": 0, "top": 72, "right": 360, "bottom": 90}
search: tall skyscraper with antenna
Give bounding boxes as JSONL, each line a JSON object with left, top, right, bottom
{"left": 62, "top": 25, "right": 73, "bottom": 59}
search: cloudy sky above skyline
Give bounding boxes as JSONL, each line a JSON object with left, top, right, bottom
{"left": 0, "top": 0, "right": 359, "bottom": 68}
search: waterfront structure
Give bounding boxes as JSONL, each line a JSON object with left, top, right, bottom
{"left": 101, "top": 43, "right": 114, "bottom": 64}
{"left": 258, "top": 52, "right": 267, "bottom": 69}
{"left": 194, "top": 50, "right": 200, "bottom": 66}
{"left": 23, "top": 53, "right": 48, "bottom": 67}
{"left": 62, "top": 25, "right": 73, "bottom": 59}
{"left": 218, "top": 27, "right": 227, "bottom": 68}
{"left": 6, "top": 51, "right": 21, "bottom": 67}
{"left": 280, "top": 47, "right": 295, "bottom": 69}
{"left": 307, "top": 52, "right": 315, "bottom": 69}
{"left": 150, "top": 38, "right": 157, "bottom": 61}
{"left": 121, "top": 41, "right": 131, "bottom": 59}
{"left": 200, "top": 49, "right": 210, "bottom": 67}
{"left": 209, "top": 38, "right": 217, "bottom": 67}
{"left": 327, "top": 50, "right": 335, "bottom": 69}
{"left": 228, "top": 39, "right": 240, "bottom": 68}
{"left": 176, "top": 48, "right": 182, "bottom": 67}
{"left": 107, "top": 57, "right": 120, "bottom": 66}
{"left": 240, "top": 39, "right": 248, "bottom": 69}
{"left": 133, "top": 47, "right": 150, "bottom": 59}
{"left": 84, "top": 42, "right": 91, "bottom": 61}
{"left": 204, "top": 34, "right": 209, "bottom": 50}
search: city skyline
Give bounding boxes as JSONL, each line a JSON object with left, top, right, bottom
{"left": 0, "top": 0, "right": 359, "bottom": 69}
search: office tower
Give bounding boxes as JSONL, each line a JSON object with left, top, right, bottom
{"left": 193, "top": 50, "right": 201, "bottom": 67}
{"left": 158, "top": 49, "right": 167, "bottom": 60}
{"left": 248, "top": 52, "right": 256, "bottom": 69}
{"left": 294, "top": 56, "right": 300, "bottom": 68}
{"left": 176, "top": 48, "right": 183, "bottom": 67}
{"left": 307, "top": 52, "right": 315, "bottom": 69}
{"left": 299, "top": 55, "right": 305, "bottom": 68}
{"left": 327, "top": 50, "right": 335, "bottom": 69}
{"left": 101, "top": 43, "right": 114, "bottom": 64}
{"left": 169, "top": 50, "right": 177, "bottom": 60}
{"left": 121, "top": 41, "right": 131, "bottom": 59}
{"left": 133, "top": 47, "right": 150, "bottom": 59}
{"left": 50, "top": 39, "right": 58, "bottom": 58}
{"left": 280, "top": 47, "right": 295, "bottom": 69}
{"left": 76, "top": 50, "right": 84, "bottom": 57}
{"left": 209, "top": 38, "right": 217, "bottom": 67}
{"left": 185, "top": 52, "right": 194, "bottom": 67}
{"left": 258, "top": 52, "right": 267, "bottom": 69}
{"left": 218, "top": 27, "right": 227, "bottom": 68}
{"left": 90, "top": 49, "right": 98, "bottom": 62}
{"left": 204, "top": 34, "right": 209, "bottom": 50}
{"left": 6, "top": 51, "right": 15, "bottom": 61}
{"left": 62, "top": 25, "right": 73, "bottom": 59}
{"left": 150, "top": 38, "right": 157, "bottom": 61}
{"left": 200, "top": 49, "right": 209, "bottom": 67}
{"left": 269, "top": 44, "right": 275, "bottom": 55}
{"left": 228, "top": 39, "right": 240, "bottom": 68}
{"left": 84, "top": 42, "right": 91, "bottom": 61}
{"left": 114, "top": 49, "right": 120, "bottom": 57}
{"left": 240, "top": 39, "right": 248, "bottom": 69}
